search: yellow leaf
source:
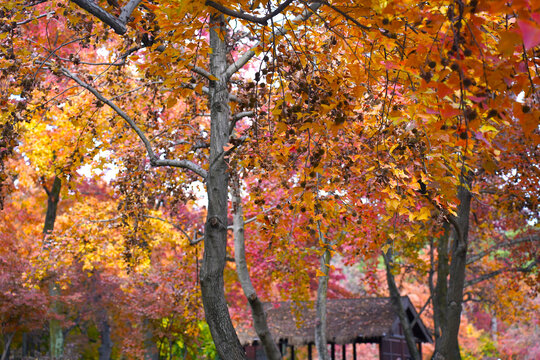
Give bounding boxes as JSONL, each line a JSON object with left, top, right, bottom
{"left": 479, "top": 124, "right": 498, "bottom": 133}
{"left": 416, "top": 206, "right": 431, "bottom": 221}
{"left": 315, "top": 269, "right": 327, "bottom": 277}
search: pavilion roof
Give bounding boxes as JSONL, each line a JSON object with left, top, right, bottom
{"left": 236, "top": 297, "right": 432, "bottom": 346}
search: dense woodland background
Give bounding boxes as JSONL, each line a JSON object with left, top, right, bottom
{"left": 0, "top": 0, "right": 538, "bottom": 359}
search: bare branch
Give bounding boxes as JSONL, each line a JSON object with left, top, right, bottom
{"left": 205, "top": 0, "right": 294, "bottom": 25}
{"left": 171, "top": 140, "right": 210, "bottom": 150}
{"left": 16, "top": 11, "right": 54, "bottom": 26}
{"left": 88, "top": 216, "right": 122, "bottom": 223}
{"left": 151, "top": 159, "right": 207, "bottom": 178}
{"left": 178, "top": 82, "right": 244, "bottom": 103}
{"left": 233, "top": 111, "right": 254, "bottom": 121}
{"left": 59, "top": 66, "right": 207, "bottom": 179}
{"left": 57, "top": 57, "right": 126, "bottom": 67}
{"left": 190, "top": 65, "right": 214, "bottom": 80}
{"left": 317, "top": 0, "right": 370, "bottom": 30}
{"left": 230, "top": 110, "right": 254, "bottom": 135}
{"left": 70, "top": 0, "right": 127, "bottom": 34}
{"left": 119, "top": 0, "right": 142, "bottom": 24}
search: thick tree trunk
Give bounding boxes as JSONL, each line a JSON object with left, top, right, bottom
{"left": 43, "top": 176, "right": 63, "bottom": 360}
{"left": 232, "top": 175, "right": 281, "bottom": 360}
{"left": 432, "top": 180, "right": 472, "bottom": 360}
{"left": 200, "top": 13, "right": 246, "bottom": 360}
{"left": 383, "top": 249, "right": 421, "bottom": 360}
{"left": 315, "top": 223, "right": 331, "bottom": 360}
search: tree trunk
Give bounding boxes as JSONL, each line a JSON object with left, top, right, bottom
{"left": 43, "top": 176, "right": 63, "bottom": 360}
{"left": 383, "top": 249, "right": 421, "bottom": 360}
{"left": 98, "top": 311, "right": 113, "bottom": 360}
{"left": 232, "top": 175, "right": 281, "bottom": 360}
{"left": 315, "top": 223, "right": 331, "bottom": 360}
{"left": 1, "top": 333, "right": 14, "bottom": 360}
{"left": 143, "top": 319, "right": 159, "bottom": 360}
{"left": 432, "top": 222, "right": 450, "bottom": 355}
{"left": 200, "top": 13, "right": 246, "bottom": 360}
{"left": 432, "top": 180, "right": 472, "bottom": 360}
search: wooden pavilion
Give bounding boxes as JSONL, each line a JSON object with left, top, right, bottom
{"left": 237, "top": 297, "right": 432, "bottom": 360}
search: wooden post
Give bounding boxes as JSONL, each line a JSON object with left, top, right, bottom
{"left": 308, "top": 344, "right": 313, "bottom": 360}
{"left": 331, "top": 343, "right": 335, "bottom": 360}
{"left": 290, "top": 345, "right": 295, "bottom": 360}
{"left": 342, "top": 344, "right": 346, "bottom": 360}
{"left": 352, "top": 342, "right": 356, "bottom": 360}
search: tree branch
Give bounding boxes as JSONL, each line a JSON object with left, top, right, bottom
{"left": 190, "top": 65, "right": 214, "bottom": 80}
{"left": 16, "top": 11, "right": 55, "bottom": 26}
{"left": 205, "top": 0, "right": 294, "bottom": 25}
{"left": 59, "top": 66, "right": 207, "bottom": 179}
{"left": 70, "top": 0, "right": 141, "bottom": 34}
{"left": 119, "top": 0, "right": 142, "bottom": 24}
{"left": 465, "top": 259, "right": 539, "bottom": 287}
{"left": 224, "top": 1, "right": 322, "bottom": 79}
{"left": 70, "top": 0, "right": 127, "bottom": 34}
{"left": 230, "top": 111, "right": 254, "bottom": 134}
{"left": 467, "top": 233, "right": 540, "bottom": 265}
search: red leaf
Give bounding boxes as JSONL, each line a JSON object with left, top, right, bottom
{"left": 517, "top": 19, "right": 540, "bottom": 49}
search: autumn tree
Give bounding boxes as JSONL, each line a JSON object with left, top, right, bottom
{"left": 2, "top": 1, "right": 539, "bottom": 360}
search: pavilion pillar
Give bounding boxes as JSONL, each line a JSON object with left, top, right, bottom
{"left": 342, "top": 344, "right": 346, "bottom": 360}
{"left": 331, "top": 343, "right": 335, "bottom": 360}
{"left": 352, "top": 342, "right": 356, "bottom": 360}
{"left": 290, "top": 345, "right": 295, "bottom": 360}
{"left": 308, "top": 344, "right": 313, "bottom": 360}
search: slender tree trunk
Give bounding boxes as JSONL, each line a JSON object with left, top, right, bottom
{"left": 200, "top": 13, "right": 246, "bottom": 360}
{"left": 1, "top": 333, "right": 14, "bottom": 360}
{"left": 432, "top": 180, "right": 472, "bottom": 360}
{"left": 432, "top": 222, "right": 450, "bottom": 355}
{"left": 98, "top": 311, "right": 113, "bottom": 360}
{"left": 383, "top": 249, "right": 421, "bottom": 360}
{"left": 43, "top": 176, "right": 63, "bottom": 359}
{"left": 315, "top": 222, "right": 331, "bottom": 360}
{"left": 231, "top": 175, "right": 281, "bottom": 360}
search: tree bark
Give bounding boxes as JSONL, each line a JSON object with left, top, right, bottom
{"left": 383, "top": 249, "right": 421, "bottom": 360}
{"left": 432, "top": 222, "right": 450, "bottom": 354}
{"left": 232, "top": 175, "right": 281, "bottom": 360}
{"left": 43, "top": 176, "right": 63, "bottom": 360}
{"left": 315, "top": 222, "right": 331, "bottom": 360}
{"left": 98, "top": 310, "right": 113, "bottom": 360}
{"left": 432, "top": 180, "right": 472, "bottom": 360}
{"left": 1, "top": 333, "right": 14, "bottom": 360}
{"left": 199, "top": 13, "right": 246, "bottom": 360}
